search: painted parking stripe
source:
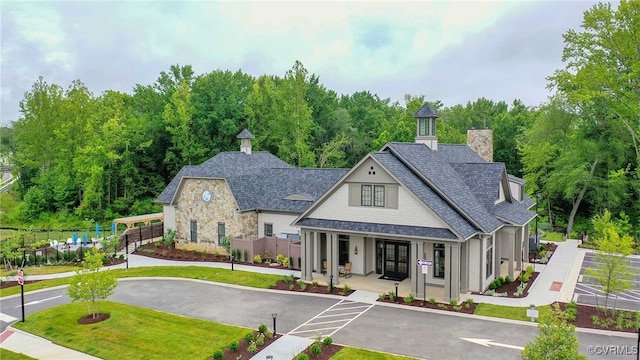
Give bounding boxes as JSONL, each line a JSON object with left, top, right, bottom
{"left": 0, "top": 313, "right": 18, "bottom": 322}
{"left": 289, "top": 299, "right": 374, "bottom": 339}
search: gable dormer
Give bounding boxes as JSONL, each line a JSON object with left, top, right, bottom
{"left": 414, "top": 102, "right": 439, "bottom": 150}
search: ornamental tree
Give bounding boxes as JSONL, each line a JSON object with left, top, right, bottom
{"left": 67, "top": 247, "right": 117, "bottom": 319}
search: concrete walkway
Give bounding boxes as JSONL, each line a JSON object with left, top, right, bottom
{"left": 468, "top": 240, "right": 583, "bottom": 307}
{"left": 1, "top": 240, "right": 585, "bottom": 360}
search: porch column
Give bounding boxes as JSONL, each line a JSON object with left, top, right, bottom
{"left": 505, "top": 228, "right": 515, "bottom": 280}
{"left": 314, "top": 232, "right": 321, "bottom": 273}
{"left": 301, "top": 230, "right": 312, "bottom": 281}
{"left": 328, "top": 232, "right": 340, "bottom": 285}
{"left": 444, "top": 242, "right": 460, "bottom": 302}
{"left": 516, "top": 226, "right": 524, "bottom": 271}
{"left": 460, "top": 241, "right": 469, "bottom": 293}
{"left": 494, "top": 232, "right": 501, "bottom": 279}
{"left": 412, "top": 241, "right": 426, "bottom": 299}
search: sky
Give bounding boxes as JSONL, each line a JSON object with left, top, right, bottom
{"left": 1, "top": 0, "right": 603, "bottom": 127}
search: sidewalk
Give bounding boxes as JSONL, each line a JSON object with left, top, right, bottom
{"left": 0, "top": 328, "right": 100, "bottom": 360}
{"left": 467, "top": 239, "right": 583, "bottom": 307}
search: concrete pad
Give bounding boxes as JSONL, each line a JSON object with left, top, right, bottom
{"left": 250, "top": 335, "right": 314, "bottom": 360}
{"left": 0, "top": 327, "right": 101, "bottom": 360}
{"left": 346, "top": 290, "right": 379, "bottom": 304}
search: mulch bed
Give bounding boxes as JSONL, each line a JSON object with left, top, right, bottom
{"left": 528, "top": 242, "right": 558, "bottom": 263}
{"left": 135, "top": 243, "right": 300, "bottom": 271}
{"left": 271, "top": 278, "right": 356, "bottom": 296}
{"left": 378, "top": 296, "right": 478, "bottom": 314}
{"left": 209, "top": 332, "right": 281, "bottom": 360}
{"left": 78, "top": 313, "right": 110, "bottom": 324}
{"left": 473, "top": 272, "right": 540, "bottom": 298}
{"left": 557, "top": 302, "right": 639, "bottom": 333}
{"left": 297, "top": 343, "right": 344, "bottom": 360}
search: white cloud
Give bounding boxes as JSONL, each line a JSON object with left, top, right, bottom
{"left": 0, "top": 0, "right": 599, "bottom": 126}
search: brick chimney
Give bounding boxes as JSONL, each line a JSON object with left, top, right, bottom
{"left": 467, "top": 128, "right": 493, "bottom": 163}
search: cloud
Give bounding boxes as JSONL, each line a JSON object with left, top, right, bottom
{"left": 0, "top": 0, "right": 600, "bottom": 126}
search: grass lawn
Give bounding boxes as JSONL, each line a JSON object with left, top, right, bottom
{"left": 542, "top": 232, "right": 565, "bottom": 242}
{"left": 0, "top": 266, "right": 283, "bottom": 297}
{"left": 0, "top": 348, "right": 37, "bottom": 360}
{"left": 332, "top": 347, "right": 418, "bottom": 359}
{"left": 474, "top": 303, "right": 553, "bottom": 322}
{"left": 12, "top": 301, "right": 250, "bottom": 360}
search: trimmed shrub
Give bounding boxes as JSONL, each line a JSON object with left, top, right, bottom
{"left": 243, "top": 249, "right": 249, "bottom": 262}
{"left": 258, "top": 324, "right": 268, "bottom": 334}
{"left": 253, "top": 254, "right": 262, "bottom": 263}
{"left": 229, "top": 340, "right": 239, "bottom": 351}
{"left": 247, "top": 343, "right": 257, "bottom": 353}
{"left": 323, "top": 336, "right": 333, "bottom": 346}
{"left": 245, "top": 332, "right": 254, "bottom": 343}
{"left": 310, "top": 343, "right": 322, "bottom": 356}
{"left": 296, "top": 354, "right": 310, "bottom": 360}
{"left": 213, "top": 349, "right": 224, "bottom": 360}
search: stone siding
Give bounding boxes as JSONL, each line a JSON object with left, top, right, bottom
{"left": 467, "top": 129, "right": 493, "bottom": 163}
{"left": 174, "top": 178, "right": 257, "bottom": 245}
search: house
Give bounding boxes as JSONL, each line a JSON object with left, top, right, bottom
{"left": 293, "top": 103, "right": 536, "bottom": 301}
{"left": 156, "top": 129, "right": 348, "bottom": 250}
{"left": 157, "top": 103, "right": 535, "bottom": 301}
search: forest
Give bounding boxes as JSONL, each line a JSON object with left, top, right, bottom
{"left": 1, "top": 1, "right": 638, "bottom": 239}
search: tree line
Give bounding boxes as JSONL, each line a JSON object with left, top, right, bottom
{"left": 3, "top": 1, "right": 638, "bottom": 240}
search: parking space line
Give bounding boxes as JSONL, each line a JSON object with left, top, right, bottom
{"left": 288, "top": 299, "right": 374, "bottom": 339}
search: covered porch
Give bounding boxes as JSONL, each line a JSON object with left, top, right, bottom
{"left": 299, "top": 224, "right": 465, "bottom": 301}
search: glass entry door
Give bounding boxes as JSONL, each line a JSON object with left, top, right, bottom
{"left": 383, "top": 241, "right": 409, "bottom": 280}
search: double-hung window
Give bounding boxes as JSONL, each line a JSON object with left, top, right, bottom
{"left": 374, "top": 185, "right": 385, "bottom": 207}
{"left": 361, "top": 185, "right": 372, "bottom": 206}
{"left": 264, "top": 223, "right": 273, "bottom": 237}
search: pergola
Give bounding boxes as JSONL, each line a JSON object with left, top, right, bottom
{"left": 113, "top": 213, "right": 163, "bottom": 229}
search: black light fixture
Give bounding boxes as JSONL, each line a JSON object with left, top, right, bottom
{"left": 329, "top": 274, "right": 334, "bottom": 293}
{"left": 395, "top": 282, "right": 399, "bottom": 303}
{"left": 272, "top": 313, "right": 277, "bottom": 336}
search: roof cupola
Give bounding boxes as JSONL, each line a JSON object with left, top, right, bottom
{"left": 236, "top": 129, "right": 255, "bottom": 155}
{"left": 413, "top": 103, "right": 439, "bottom": 150}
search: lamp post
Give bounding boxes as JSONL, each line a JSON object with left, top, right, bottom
{"left": 329, "top": 274, "right": 334, "bottom": 293}
{"left": 272, "top": 313, "right": 277, "bottom": 336}
{"left": 395, "top": 282, "right": 399, "bottom": 303}
{"left": 231, "top": 255, "right": 234, "bottom": 271}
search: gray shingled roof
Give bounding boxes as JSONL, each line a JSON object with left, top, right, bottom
{"left": 494, "top": 200, "right": 537, "bottom": 226}
{"left": 450, "top": 163, "right": 505, "bottom": 213}
{"left": 383, "top": 143, "right": 503, "bottom": 233}
{"left": 228, "top": 168, "right": 348, "bottom": 212}
{"left": 236, "top": 129, "right": 255, "bottom": 139}
{"left": 157, "top": 151, "right": 291, "bottom": 204}
{"left": 437, "top": 145, "right": 486, "bottom": 163}
{"left": 372, "top": 152, "right": 477, "bottom": 239}
{"left": 156, "top": 151, "right": 346, "bottom": 213}
{"left": 297, "top": 218, "right": 458, "bottom": 240}
{"left": 413, "top": 103, "right": 440, "bottom": 118}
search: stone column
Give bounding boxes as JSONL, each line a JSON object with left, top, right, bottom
{"left": 444, "top": 242, "right": 461, "bottom": 302}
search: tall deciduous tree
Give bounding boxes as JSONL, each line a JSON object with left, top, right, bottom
{"left": 545, "top": 0, "right": 640, "bottom": 232}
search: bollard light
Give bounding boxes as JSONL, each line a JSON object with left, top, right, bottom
{"left": 395, "top": 282, "right": 399, "bottom": 303}
{"left": 329, "top": 274, "right": 334, "bottom": 293}
{"left": 231, "top": 255, "right": 234, "bottom": 271}
{"left": 272, "top": 313, "right": 277, "bottom": 336}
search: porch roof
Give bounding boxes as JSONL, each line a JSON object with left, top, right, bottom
{"left": 297, "top": 218, "right": 458, "bottom": 240}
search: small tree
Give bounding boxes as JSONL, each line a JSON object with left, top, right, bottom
{"left": 584, "top": 210, "right": 635, "bottom": 313}
{"left": 67, "top": 247, "right": 118, "bottom": 319}
{"left": 522, "top": 304, "right": 586, "bottom": 360}
{"left": 163, "top": 229, "right": 176, "bottom": 249}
